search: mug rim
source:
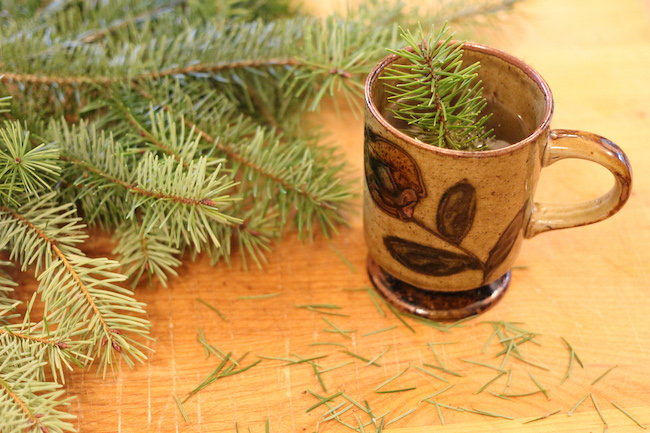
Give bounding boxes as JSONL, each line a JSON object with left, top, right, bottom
{"left": 365, "top": 41, "right": 554, "bottom": 157}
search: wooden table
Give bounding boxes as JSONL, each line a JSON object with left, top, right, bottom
{"left": 57, "top": 0, "right": 650, "bottom": 431}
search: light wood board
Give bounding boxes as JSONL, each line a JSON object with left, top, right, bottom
{"left": 14, "top": 0, "right": 650, "bottom": 431}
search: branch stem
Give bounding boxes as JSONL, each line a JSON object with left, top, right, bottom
{"left": 0, "top": 328, "right": 67, "bottom": 348}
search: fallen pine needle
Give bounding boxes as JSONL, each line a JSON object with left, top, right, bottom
{"left": 591, "top": 365, "right": 617, "bottom": 386}
{"left": 174, "top": 394, "right": 190, "bottom": 423}
{"left": 611, "top": 401, "right": 647, "bottom": 429}
{"left": 523, "top": 409, "right": 561, "bottom": 424}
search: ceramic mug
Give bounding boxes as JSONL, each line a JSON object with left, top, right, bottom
{"left": 363, "top": 42, "right": 632, "bottom": 320}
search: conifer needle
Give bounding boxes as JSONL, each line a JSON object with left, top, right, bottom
{"left": 305, "top": 390, "right": 342, "bottom": 413}
{"left": 374, "top": 366, "right": 410, "bottom": 392}
{"left": 422, "top": 363, "right": 463, "bottom": 377}
{"left": 362, "top": 326, "right": 397, "bottom": 337}
{"left": 295, "top": 304, "right": 343, "bottom": 309}
{"left": 375, "top": 387, "right": 417, "bottom": 394}
{"left": 309, "top": 342, "right": 348, "bottom": 348}
{"left": 329, "top": 244, "right": 357, "bottom": 273}
{"left": 196, "top": 298, "right": 227, "bottom": 320}
{"left": 460, "top": 359, "right": 506, "bottom": 373}
{"left": 366, "top": 346, "right": 391, "bottom": 367}
{"left": 611, "top": 401, "right": 647, "bottom": 429}
{"left": 591, "top": 393, "right": 608, "bottom": 432}
{"left": 218, "top": 359, "right": 262, "bottom": 378}
{"left": 465, "top": 407, "right": 514, "bottom": 420}
{"left": 341, "top": 350, "right": 381, "bottom": 367}
{"left": 529, "top": 372, "right": 550, "bottom": 400}
{"left": 174, "top": 394, "right": 190, "bottom": 423}
{"left": 421, "top": 384, "right": 454, "bottom": 401}
{"left": 321, "top": 317, "right": 355, "bottom": 339}
{"left": 434, "top": 400, "right": 445, "bottom": 425}
{"left": 560, "top": 337, "right": 584, "bottom": 385}
{"left": 412, "top": 365, "right": 449, "bottom": 383}
{"left": 385, "top": 407, "right": 418, "bottom": 426}
{"left": 236, "top": 293, "right": 282, "bottom": 300}
{"left": 503, "top": 369, "right": 513, "bottom": 394}
{"left": 322, "top": 404, "right": 353, "bottom": 421}
{"left": 319, "top": 361, "right": 353, "bottom": 373}
{"left": 341, "top": 392, "right": 372, "bottom": 414}
{"left": 282, "top": 355, "right": 328, "bottom": 366}
{"left": 477, "top": 370, "right": 506, "bottom": 394}
{"left": 312, "top": 362, "right": 327, "bottom": 393}
{"left": 522, "top": 409, "right": 561, "bottom": 424}
{"left": 591, "top": 365, "right": 617, "bottom": 386}
{"left": 568, "top": 394, "right": 589, "bottom": 416}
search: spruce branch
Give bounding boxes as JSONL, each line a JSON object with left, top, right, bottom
{"left": 0, "top": 318, "right": 91, "bottom": 384}
{"left": 50, "top": 119, "right": 241, "bottom": 249}
{"left": 0, "top": 340, "right": 76, "bottom": 433}
{"left": 0, "top": 261, "right": 19, "bottom": 322}
{"left": 126, "top": 80, "right": 355, "bottom": 239}
{"left": 112, "top": 222, "right": 182, "bottom": 287}
{"left": 0, "top": 120, "right": 60, "bottom": 203}
{"left": 382, "top": 24, "right": 493, "bottom": 150}
{"left": 0, "top": 194, "right": 151, "bottom": 376}
{"left": 435, "top": 0, "right": 522, "bottom": 29}
{"left": 131, "top": 153, "right": 240, "bottom": 249}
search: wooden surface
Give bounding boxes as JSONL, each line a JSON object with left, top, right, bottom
{"left": 41, "top": 0, "right": 650, "bottom": 431}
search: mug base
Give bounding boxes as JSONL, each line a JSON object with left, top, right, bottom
{"left": 367, "top": 256, "right": 510, "bottom": 321}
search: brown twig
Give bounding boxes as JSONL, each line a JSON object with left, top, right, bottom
{"left": 0, "top": 328, "right": 69, "bottom": 349}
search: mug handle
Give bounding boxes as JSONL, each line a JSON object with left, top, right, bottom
{"left": 525, "top": 129, "right": 632, "bottom": 238}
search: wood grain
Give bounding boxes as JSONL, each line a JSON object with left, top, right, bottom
{"left": 15, "top": 0, "right": 650, "bottom": 432}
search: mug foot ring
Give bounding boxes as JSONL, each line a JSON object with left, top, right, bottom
{"left": 367, "top": 256, "right": 510, "bottom": 321}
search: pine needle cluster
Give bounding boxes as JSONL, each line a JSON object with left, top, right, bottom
{"left": 0, "top": 0, "right": 521, "bottom": 430}
{"left": 383, "top": 24, "right": 494, "bottom": 150}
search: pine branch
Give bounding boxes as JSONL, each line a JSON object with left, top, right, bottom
{"left": 126, "top": 80, "right": 355, "bottom": 238}
{"left": 0, "top": 319, "right": 91, "bottom": 384}
{"left": 0, "top": 261, "right": 19, "bottom": 322}
{"left": 49, "top": 120, "right": 241, "bottom": 248}
{"left": 0, "top": 337, "right": 76, "bottom": 433}
{"left": 0, "top": 120, "right": 60, "bottom": 204}
{"left": 0, "top": 194, "right": 150, "bottom": 376}
{"left": 200, "top": 200, "right": 276, "bottom": 269}
{"left": 436, "top": 0, "right": 523, "bottom": 28}
{"left": 382, "top": 24, "right": 493, "bottom": 150}
{"left": 113, "top": 221, "right": 182, "bottom": 287}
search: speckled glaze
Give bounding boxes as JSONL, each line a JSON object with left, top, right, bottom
{"left": 363, "top": 42, "right": 632, "bottom": 319}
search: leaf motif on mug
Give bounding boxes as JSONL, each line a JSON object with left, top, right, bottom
{"left": 364, "top": 128, "right": 426, "bottom": 221}
{"left": 384, "top": 236, "right": 482, "bottom": 277}
{"left": 484, "top": 205, "right": 526, "bottom": 282}
{"left": 436, "top": 181, "right": 477, "bottom": 245}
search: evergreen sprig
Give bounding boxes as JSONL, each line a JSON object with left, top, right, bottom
{"left": 0, "top": 120, "right": 59, "bottom": 205}
{"left": 382, "top": 24, "right": 493, "bottom": 150}
{"left": 0, "top": 340, "right": 76, "bottom": 433}
{"left": 0, "top": 193, "right": 151, "bottom": 377}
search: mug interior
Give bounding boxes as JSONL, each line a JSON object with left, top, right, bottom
{"left": 368, "top": 42, "right": 552, "bottom": 152}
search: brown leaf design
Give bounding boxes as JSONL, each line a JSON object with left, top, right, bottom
{"left": 437, "top": 181, "right": 477, "bottom": 245}
{"left": 384, "top": 236, "right": 482, "bottom": 277}
{"left": 484, "top": 206, "right": 526, "bottom": 281}
{"left": 365, "top": 128, "right": 426, "bottom": 221}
